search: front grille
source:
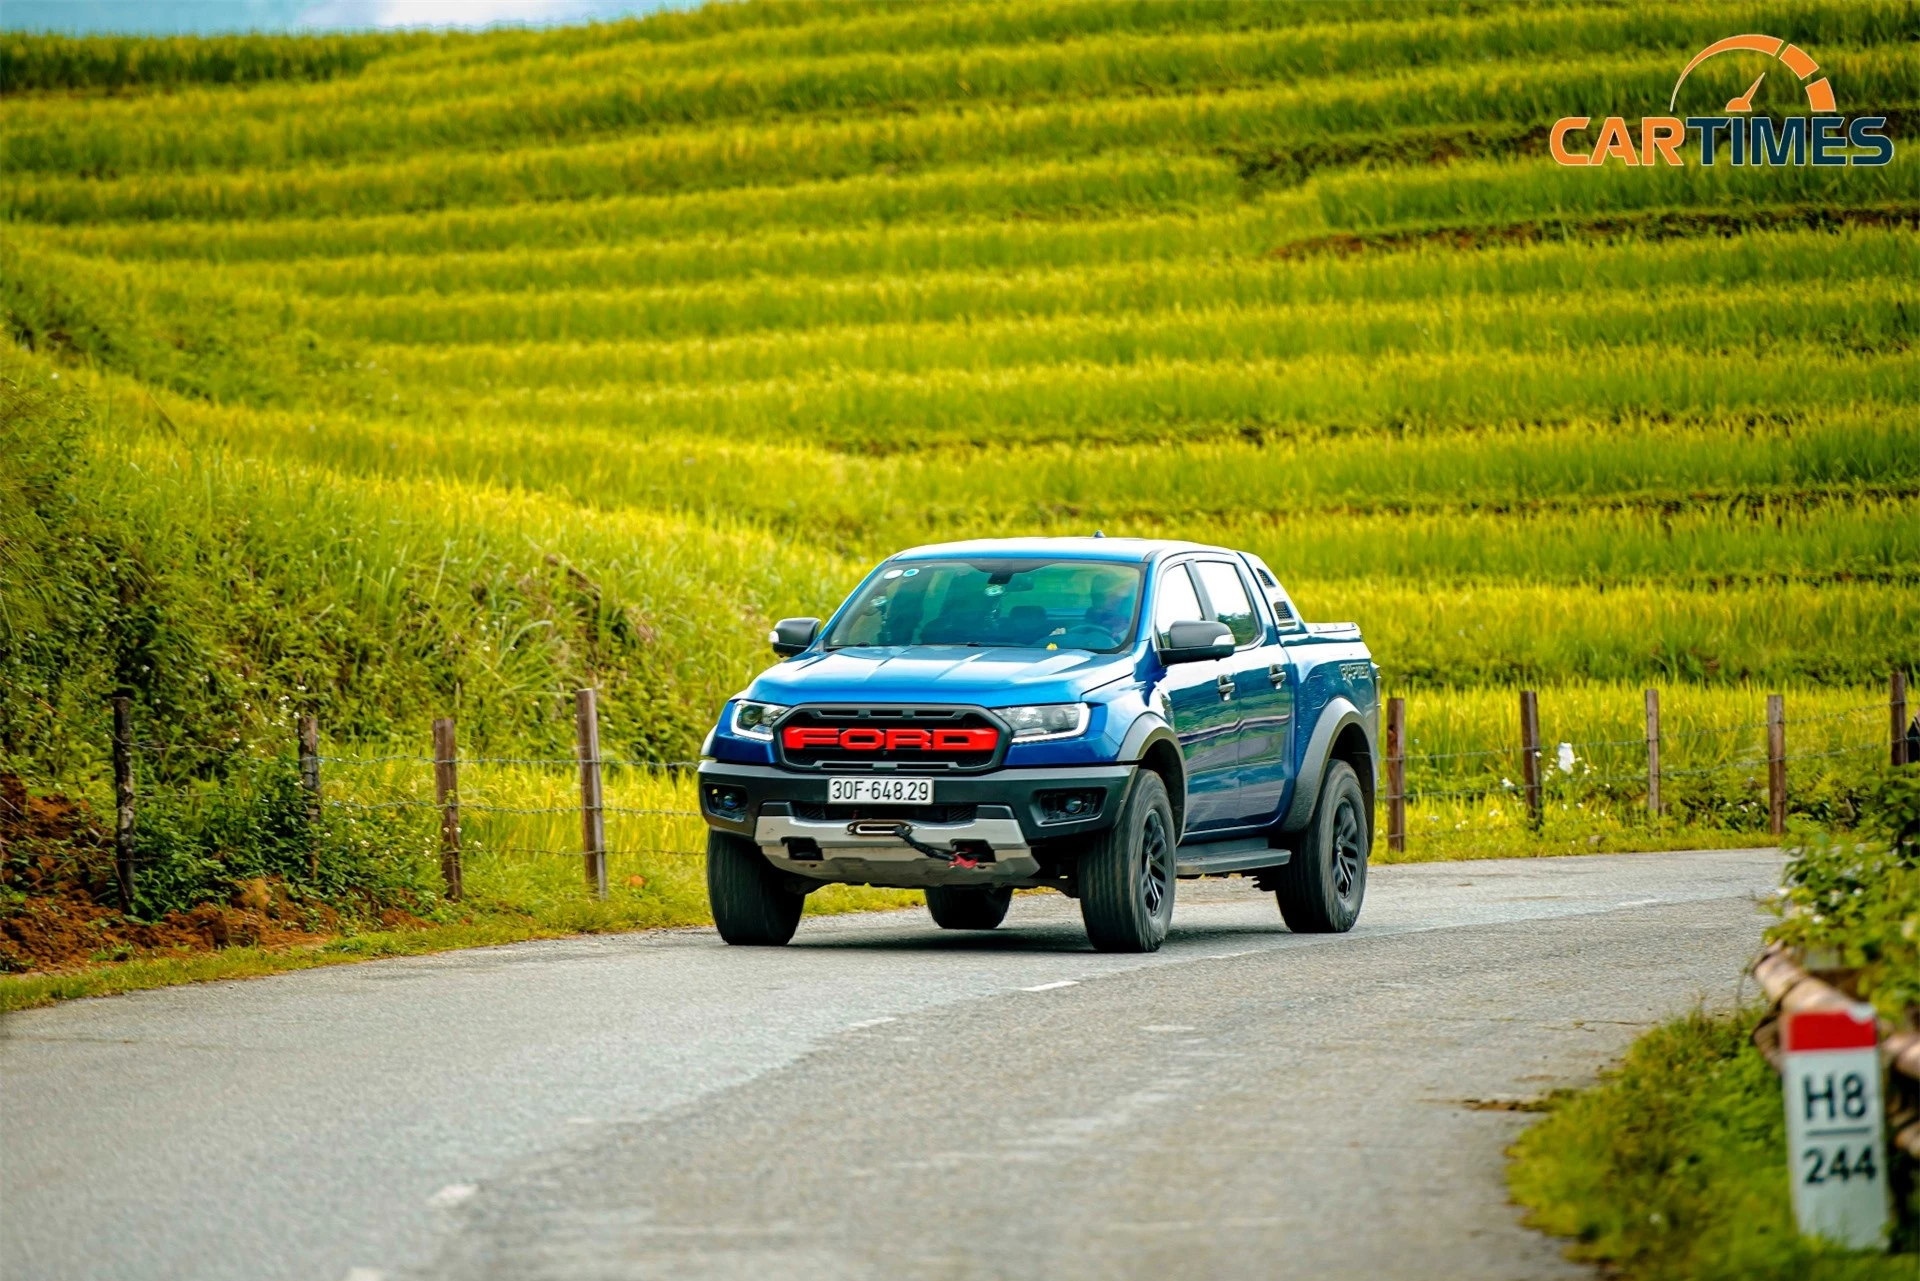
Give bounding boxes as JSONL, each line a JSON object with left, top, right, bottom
{"left": 793, "top": 802, "right": 980, "bottom": 824}
{"left": 777, "top": 705, "right": 1003, "bottom": 773}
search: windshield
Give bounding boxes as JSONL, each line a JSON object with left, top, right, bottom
{"left": 824, "top": 558, "right": 1144, "bottom": 653}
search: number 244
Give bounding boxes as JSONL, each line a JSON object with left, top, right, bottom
{"left": 1803, "top": 1145, "right": 1878, "bottom": 1185}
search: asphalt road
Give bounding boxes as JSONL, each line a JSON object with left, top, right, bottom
{"left": 1, "top": 848, "right": 1781, "bottom": 1281}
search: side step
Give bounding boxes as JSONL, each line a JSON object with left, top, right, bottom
{"left": 1173, "top": 835, "right": 1291, "bottom": 878}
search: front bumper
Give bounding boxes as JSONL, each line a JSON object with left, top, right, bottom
{"left": 697, "top": 761, "right": 1134, "bottom": 889}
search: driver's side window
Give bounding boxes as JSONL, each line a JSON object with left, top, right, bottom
{"left": 1151, "top": 564, "right": 1204, "bottom": 648}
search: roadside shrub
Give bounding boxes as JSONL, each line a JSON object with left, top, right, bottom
{"left": 130, "top": 754, "right": 436, "bottom": 922}
{"left": 1771, "top": 764, "right": 1920, "bottom": 1019}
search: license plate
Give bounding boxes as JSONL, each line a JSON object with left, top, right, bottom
{"left": 828, "top": 777, "right": 932, "bottom": 805}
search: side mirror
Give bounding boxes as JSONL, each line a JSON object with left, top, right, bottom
{"left": 769, "top": 617, "right": 821, "bottom": 656}
{"left": 1160, "top": 619, "right": 1234, "bottom": 664}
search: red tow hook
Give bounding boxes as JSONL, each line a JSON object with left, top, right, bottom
{"left": 852, "top": 821, "right": 986, "bottom": 869}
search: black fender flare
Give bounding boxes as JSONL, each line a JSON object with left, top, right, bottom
{"left": 1279, "top": 696, "right": 1376, "bottom": 833}
{"left": 1119, "top": 713, "right": 1187, "bottom": 830}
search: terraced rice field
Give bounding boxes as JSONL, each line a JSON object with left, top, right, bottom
{"left": 3, "top": 0, "right": 1917, "bottom": 895}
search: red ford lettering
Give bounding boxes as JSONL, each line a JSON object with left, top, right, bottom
{"left": 933, "top": 728, "right": 997, "bottom": 751}
{"left": 783, "top": 726, "right": 841, "bottom": 750}
{"left": 781, "top": 726, "right": 999, "bottom": 751}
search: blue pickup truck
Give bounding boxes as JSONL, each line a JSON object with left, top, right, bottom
{"left": 697, "top": 538, "right": 1379, "bottom": 952}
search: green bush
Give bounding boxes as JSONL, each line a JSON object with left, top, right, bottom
{"left": 127, "top": 754, "right": 435, "bottom": 922}
{"left": 1771, "top": 764, "right": 1920, "bottom": 1018}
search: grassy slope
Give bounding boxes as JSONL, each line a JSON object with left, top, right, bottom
{"left": 2, "top": 0, "right": 1919, "bottom": 993}
{"left": 1510, "top": 1011, "right": 1917, "bottom": 1280}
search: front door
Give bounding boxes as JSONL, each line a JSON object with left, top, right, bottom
{"left": 1150, "top": 562, "right": 1241, "bottom": 833}
{"left": 1189, "top": 559, "right": 1294, "bottom": 828}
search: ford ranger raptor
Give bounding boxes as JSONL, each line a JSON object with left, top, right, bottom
{"left": 697, "top": 538, "right": 1379, "bottom": 952}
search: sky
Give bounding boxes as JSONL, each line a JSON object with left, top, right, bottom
{"left": 2, "top": 0, "right": 698, "bottom": 35}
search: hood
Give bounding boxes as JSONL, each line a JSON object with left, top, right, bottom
{"left": 747, "top": 645, "right": 1137, "bottom": 708}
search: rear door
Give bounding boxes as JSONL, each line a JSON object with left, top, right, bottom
{"left": 1150, "top": 560, "right": 1241, "bottom": 833}
{"left": 1189, "top": 558, "right": 1293, "bottom": 828}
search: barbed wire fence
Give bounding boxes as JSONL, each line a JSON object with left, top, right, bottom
{"left": 1381, "top": 672, "right": 1914, "bottom": 855}
{"left": 79, "top": 671, "right": 1916, "bottom": 912}
{"left": 95, "top": 688, "right": 709, "bottom": 913}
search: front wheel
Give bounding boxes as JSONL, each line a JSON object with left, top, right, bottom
{"left": 1273, "top": 760, "right": 1369, "bottom": 933}
{"left": 706, "top": 829, "right": 805, "bottom": 946}
{"left": 924, "top": 885, "right": 1012, "bottom": 930}
{"left": 1077, "top": 770, "right": 1177, "bottom": 953}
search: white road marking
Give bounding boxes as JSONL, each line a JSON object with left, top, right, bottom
{"left": 1615, "top": 897, "right": 1661, "bottom": 908}
{"left": 1140, "top": 1024, "right": 1196, "bottom": 1033}
{"left": 343, "top": 1270, "right": 386, "bottom": 1281}
{"left": 565, "top": 1117, "right": 596, "bottom": 1125}
{"left": 1021, "top": 980, "right": 1080, "bottom": 992}
{"left": 847, "top": 1016, "right": 898, "bottom": 1029}
{"left": 426, "top": 1184, "right": 477, "bottom": 1208}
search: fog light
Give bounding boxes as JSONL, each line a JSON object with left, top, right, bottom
{"left": 1037, "top": 788, "right": 1105, "bottom": 824}
{"left": 704, "top": 785, "right": 748, "bottom": 818}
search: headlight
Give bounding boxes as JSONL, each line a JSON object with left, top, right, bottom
{"left": 731, "top": 700, "right": 788, "bottom": 740}
{"left": 1001, "top": 703, "right": 1089, "bottom": 741}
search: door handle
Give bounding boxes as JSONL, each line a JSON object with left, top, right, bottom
{"left": 1215, "top": 673, "right": 1234, "bottom": 701}
{"left": 1268, "top": 663, "right": 1288, "bottom": 687}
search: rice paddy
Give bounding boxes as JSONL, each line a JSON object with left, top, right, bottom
{"left": 3, "top": 0, "right": 1916, "bottom": 934}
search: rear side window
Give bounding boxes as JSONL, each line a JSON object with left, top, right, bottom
{"left": 1193, "top": 561, "right": 1259, "bottom": 646}
{"left": 1151, "top": 564, "right": 1204, "bottom": 647}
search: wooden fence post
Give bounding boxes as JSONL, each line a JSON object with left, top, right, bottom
{"left": 298, "top": 714, "right": 321, "bottom": 879}
{"left": 433, "top": 717, "right": 463, "bottom": 901}
{"left": 1645, "top": 688, "right": 1662, "bottom": 820}
{"left": 576, "top": 689, "right": 608, "bottom": 901}
{"left": 1767, "top": 694, "right": 1786, "bottom": 838}
{"left": 1895, "top": 670, "right": 1910, "bottom": 768}
{"left": 1385, "top": 696, "right": 1406, "bottom": 854}
{"left": 1519, "top": 689, "right": 1543, "bottom": 829}
{"left": 111, "top": 696, "right": 135, "bottom": 912}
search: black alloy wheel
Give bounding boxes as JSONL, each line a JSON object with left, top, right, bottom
{"left": 1078, "top": 770, "right": 1177, "bottom": 952}
{"left": 1274, "top": 759, "right": 1369, "bottom": 934}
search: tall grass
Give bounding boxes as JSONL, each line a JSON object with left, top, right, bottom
{"left": 370, "top": 346, "right": 1920, "bottom": 448}
{"left": 203, "top": 217, "right": 1919, "bottom": 299}
{"left": 319, "top": 285, "right": 1917, "bottom": 392}
{"left": 24, "top": 152, "right": 1249, "bottom": 262}
{"left": 12, "top": 47, "right": 1916, "bottom": 222}
{"left": 179, "top": 402, "right": 1920, "bottom": 522}
{"left": 21, "top": 6, "right": 1904, "bottom": 174}
{"left": 280, "top": 231, "right": 1920, "bottom": 342}
{"left": 0, "top": 28, "right": 444, "bottom": 93}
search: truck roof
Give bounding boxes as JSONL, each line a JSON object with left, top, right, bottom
{"left": 889, "top": 536, "right": 1229, "bottom": 564}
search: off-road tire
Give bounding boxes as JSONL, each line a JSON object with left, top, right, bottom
{"left": 1078, "top": 770, "right": 1177, "bottom": 953}
{"left": 924, "top": 885, "right": 1013, "bottom": 930}
{"left": 706, "top": 829, "right": 805, "bottom": 946}
{"left": 1274, "top": 759, "right": 1369, "bottom": 933}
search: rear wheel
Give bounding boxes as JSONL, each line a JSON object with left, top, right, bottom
{"left": 924, "top": 885, "right": 1012, "bottom": 930}
{"left": 706, "top": 829, "right": 805, "bottom": 946}
{"left": 1078, "top": 770, "right": 1176, "bottom": 953}
{"left": 1274, "top": 760, "right": 1369, "bottom": 933}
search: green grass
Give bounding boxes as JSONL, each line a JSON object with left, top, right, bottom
{"left": 4, "top": 1, "right": 1918, "bottom": 994}
{"left": 1509, "top": 1010, "right": 1917, "bottom": 1279}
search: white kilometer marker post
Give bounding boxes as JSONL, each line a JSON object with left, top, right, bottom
{"left": 1782, "top": 1006, "right": 1890, "bottom": 1250}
